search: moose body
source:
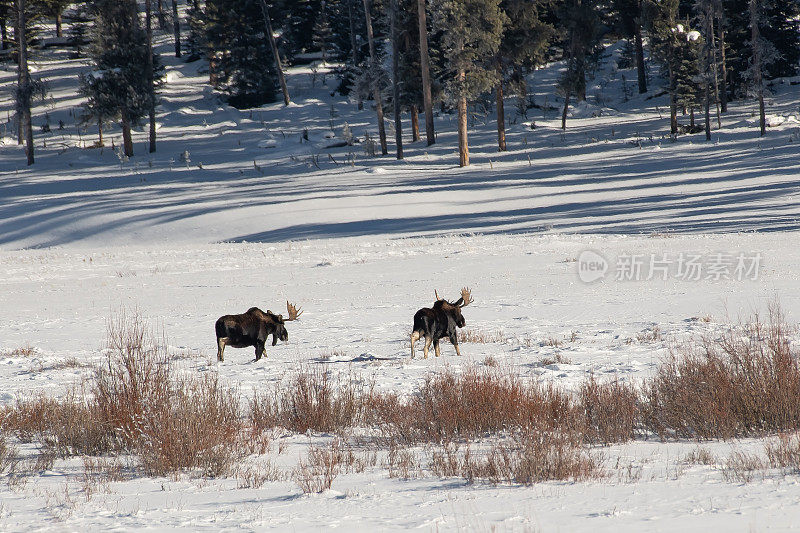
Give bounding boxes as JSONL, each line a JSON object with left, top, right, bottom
{"left": 215, "top": 303, "right": 301, "bottom": 362}
{"left": 411, "top": 288, "right": 473, "bottom": 358}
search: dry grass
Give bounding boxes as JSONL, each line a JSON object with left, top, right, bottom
{"left": 294, "top": 439, "right": 346, "bottom": 493}
{"left": 636, "top": 326, "right": 662, "bottom": 343}
{"left": 249, "top": 368, "right": 368, "bottom": 434}
{"left": 684, "top": 446, "right": 717, "bottom": 466}
{"left": 580, "top": 376, "right": 639, "bottom": 444}
{"left": 721, "top": 450, "right": 765, "bottom": 483}
{"left": 643, "top": 306, "right": 800, "bottom": 439}
{"left": 538, "top": 352, "right": 572, "bottom": 366}
{"left": 457, "top": 329, "right": 507, "bottom": 344}
{"left": 766, "top": 432, "right": 800, "bottom": 473}
{"left": 428, "top": 431, "right": 601, "bottom": 485}
{"left": 3, "top": 345, "right": 35, "bottom": 357}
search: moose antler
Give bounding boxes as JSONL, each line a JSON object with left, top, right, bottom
{"left": 434, "top": 289, "right": 443, "bottom": 301}
{"left": 458, "top": 287, "right": 473, "bottom": 308}
{"left": 285, "top": 301, "right": 303, "bottom": 321}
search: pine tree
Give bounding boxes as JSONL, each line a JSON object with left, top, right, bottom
{"left": 80, "top": 0, "right": 162, "bottom": 157}
{"left": 312, "top": 0, "right": 334, "bottom": 62}
{"left": 185, "top": 0, "right": 207, "bottom": 62}
{"left": 206, "top": 0, "right": 278, "bottom": 108}
{"left": 495, "top": 0, "right": 552, "bottom": 150}
{"left": 34, "top": 0, "right": 69, "bottom": 37}
{"left": 611, "top": 0, "right": 647, "bottom": 93}
{"left": 558, "top": 0, "right": 602, "bottom": 130}
{"left": 362, "top": 0, "right": 388, "bottom": 155}
{"left": 432, "top": 0, "right": 506, "bottom": 166}
{"left": 417, "top": 0, "right": 435, "bottom": 145}
{"left": 16, "top": 0, "right": 34, "bottom": 164}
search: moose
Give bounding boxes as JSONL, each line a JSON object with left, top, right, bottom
{"left": 410, "top": 287, "right": 473, "bottom": 358}
{"left": 215, "top": 301, "right": 302, "bottom": 362}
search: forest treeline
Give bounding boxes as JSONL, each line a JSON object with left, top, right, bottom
{"left": 3, "top": 0, "right": 799, "bottom": 165}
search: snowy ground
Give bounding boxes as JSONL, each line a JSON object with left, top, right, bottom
{"left": 2, "top": 22, "right": 800, "bottom": 532}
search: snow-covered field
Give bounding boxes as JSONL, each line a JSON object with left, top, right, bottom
{"left": 2, "top": 26, "right": 800, "bottom": 532}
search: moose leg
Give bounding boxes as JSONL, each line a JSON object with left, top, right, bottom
{"left": 254, "top": 340, "right": 266, "bottom": 361}
{"left": 217, "top": 337, "right": 227, "bottom": 362}
{"left": 423, "top": 336, "right": 432, "bottom": 359}
{"left": 450, "top": 333, "right": 461, "bottom": 356}
{"left": 410, "top": 330, "right": 421, "bottom": 358}
{"left": 434, "top": 339, "right": 441, "bottom": 358}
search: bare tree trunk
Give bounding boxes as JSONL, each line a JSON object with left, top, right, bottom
{"left": 260, "top": 0, "right": 290, "bottom": 106}
{"left": 417, "top": 0, "right": 435, "bottom": 145}
{"left": 390, "top": 0, "right": 403, "bottom": 159}
{"left": 121, "top": 108, "right": 134, "bottom": 157}
{"left": 634, "top": 7, "right": 647, "bottom": 93}
{"left": 347, "top": 0, "right": 363, "bottom": 110}
{"left": 55, "top": 11, "right": 62, "bottom": 38}
{"left": 704, "top": 85, "right": 711, "bottom": 140}
{"left": 458, "top": 94, "right": 468, "bottom": 166}
{"left": 363, "top": 0, "right": 387, "bottom": 155}
{"left": 1, "top": 16, "right": 7, "bottom": 50}
{"left": 98, "top": 118, "right": 103, "bottom": 146}
{"left": 13, "top": 10, "right": 21, "bottom": 144}
{"left": 750, "top": 0, "right": 765, "bottom": 136}
{"left": 496, "top": 78, "right": 506, "bottom": 151}
{"left": 718, "top": 21, "right": 728, "bottom": 112}
{"left": 146, "top": 0, "right": 156, "bottom": 153}
{"left": 172, "top": 0, "right": 180, "bottom": 57}
{"left": 561, "top": 90, "right": 570, "bottom": 130}
{"left": 157, "top": 0, "right": 166, "bottom": 29}
{"left": 410, "top": 105, "right": 420, "bottom": 141}
{"left": 16, "top": 0, "right": 33, "bottom": 165}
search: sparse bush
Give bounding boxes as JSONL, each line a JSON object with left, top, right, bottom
{"left": 457, "top": 329, "right": 506, "bottom": 344}
{"left": 294, "top": 439, "right": 344, "bottom": 493}
{"left": 721, "top": 450, "right": 765, "bottom": 483}
{"left": 766, "top": 432, "right": 800, "bottom": 473}
{"left": 428, "top": 431, "right": 601, "bottom": 485}
{"left": 580, "top": 376, "right": 640, "bottom": 444}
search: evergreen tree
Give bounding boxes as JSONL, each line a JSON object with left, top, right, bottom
{"left": 721, "top": 0, "right": 798, "bottom": 97}
{"left": 185, "top": 0, "right": 207, "bottom": 62}
{"left": 33, "top": 0, "right": 70, "bottom": 37}
{"left": 80, "top": 0, "right": 162, "bottom": 157}
{"left": 495, "top": 0, "right": 553, "bottom": 149}
{"left": 311, "top": 0, "right": 334, "bottom": 62}
{"left": 432, "top": 0, "right": 506, "bottom": 166}
{"left": 610, "top": 0, "right": 647, "bottom": 93}
{"left": 557, "top": 0, "right": 603, "bottom": 129}
{"left": 206, "top": 0, "right": 278, "bottom": 108}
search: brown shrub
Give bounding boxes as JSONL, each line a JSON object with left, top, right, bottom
{"left": 369, "top": 367, "right": 583, "bottom": 444}
{"left": 251, "top": 368, "right": 367, "bottom": 434}
{"left": 428, "top": 431, "right": 601, "bottom": 485}
{"left": 643, "top": 307, "right": 800, "bottom": 439}
{"left": 580, "top": 375, "right": 640, "bottom": 444}
{"left": 766, "top": 432, "right": 800, "bottom": 473}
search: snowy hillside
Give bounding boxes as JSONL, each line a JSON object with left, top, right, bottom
{"left": 1, "top": 26, "right": 800, "bottom": 533}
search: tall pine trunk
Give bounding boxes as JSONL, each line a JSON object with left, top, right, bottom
{"left": 121, "top": 107, "right": 134, "bottom": 157}
{"left": 146, "top": 0, "right": 156, "bottom": 153}
{"left": 172, "top": 0, "right": 180, "bottom": 57}
{"left": 347, "top": 0, "right": 363, "bottom": 110}
{"left": 749, "top": 0, "right": 765, "bottom": 136}
{"left": 410, "top": 105, "right": 420, "bottom": 141}
{"left": 417, "top": 0, "right": 435, "bottom": 145}
{"left": 363, "top": 0, "right": 387, "bottom": 155}
{"left": 260, "top": 0, "right": 289, "bottom": 105}
{"left": 458, "top": 94, "right": 468, "bottom": 166}
{"left": 55, "top": 12, "right": 62, "bottom": 38}
{"left": 718, "top": 21, "right": 728, "bottom": 112}
{"left": 561, "top": 90, "right": 570, "bottom": 130}
{"left": 157, "top": 0, "right": 166, "bottom": 29}
{"left": 16, "top": 0, "right": 33, "bottom": 165}
{"left": 704, "top": 83, "right": 711, "bottom": 140}
{"left": 390, "top": 0, "right": 403, "bottom": 159}
{"left": 1, "top": 16, "right": 7, "bottom": 50}
{"left": 634, "top": 23, "right": 647, "bottom": 93}
{"left": 496, "top": 75, "right": 506, "bottom": 151}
